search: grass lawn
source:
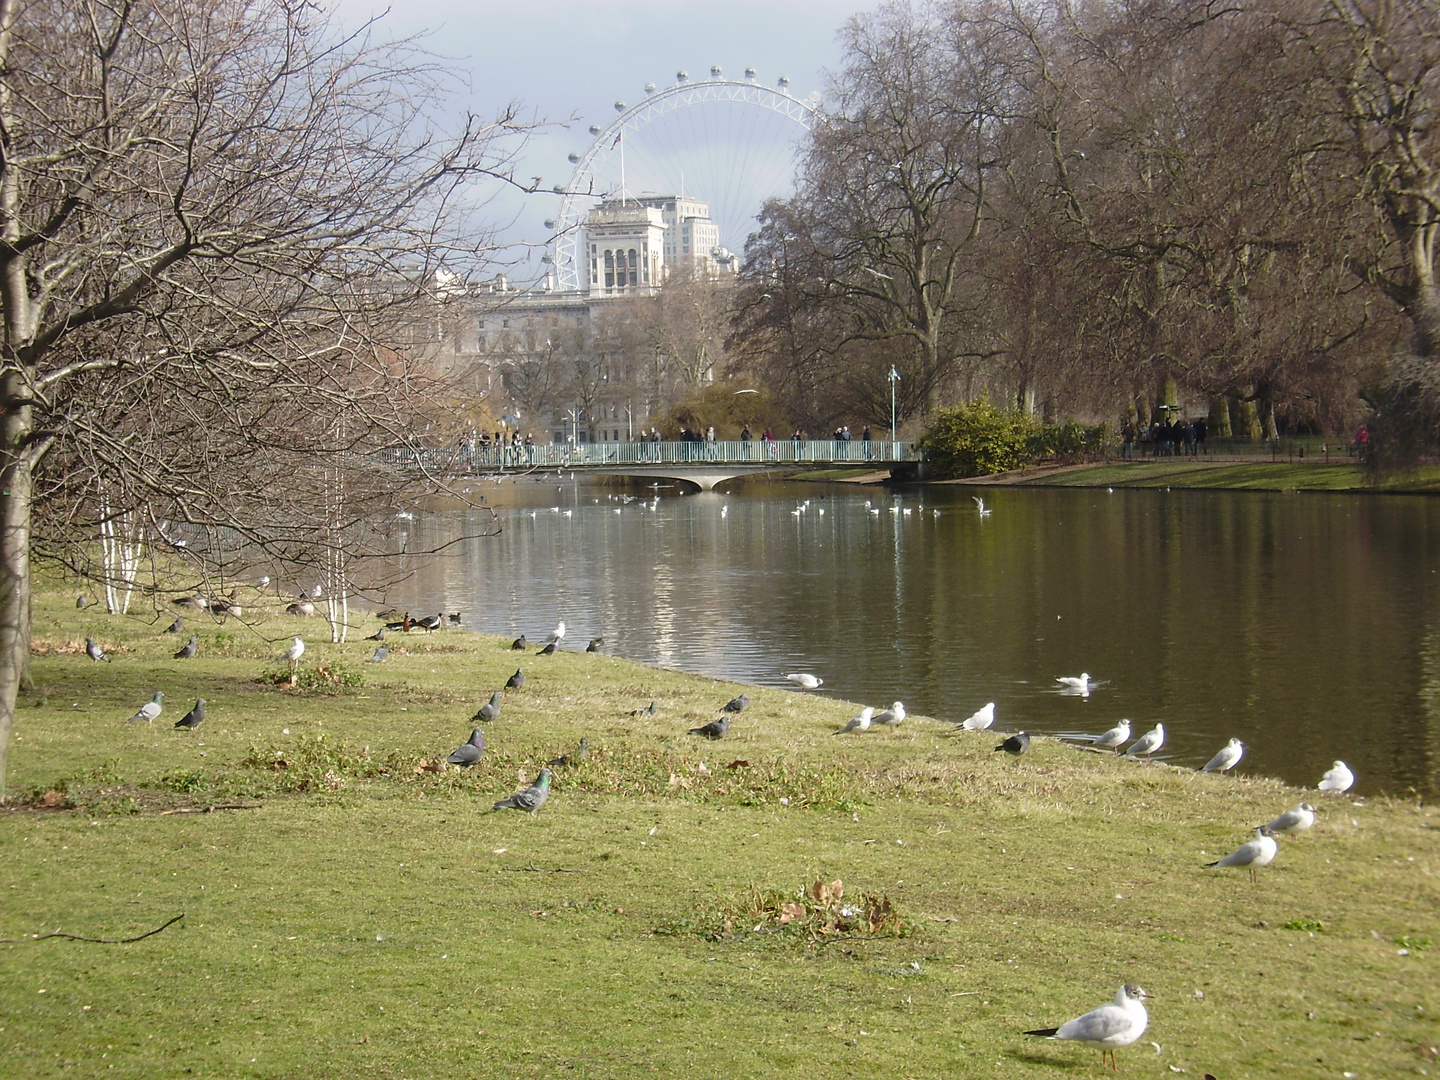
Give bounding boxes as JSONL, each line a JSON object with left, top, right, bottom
{"left": 1001, "top": 459, "right": 1440, "bottom": 493}
{"left": 2, "top": 586, "right": 1435, "bottom": 1078}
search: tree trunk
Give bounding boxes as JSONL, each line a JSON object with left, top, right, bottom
{"left": 1209, "top": 396, "right": 1232, "bottom": 439}
{"left": 0, "top": 377, "right": 34, "bottom": 799}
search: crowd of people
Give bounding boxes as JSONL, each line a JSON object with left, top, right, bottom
{"left": 1120, "top": 417, "right": 1208, "bottom": 458}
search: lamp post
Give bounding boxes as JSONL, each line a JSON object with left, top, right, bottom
{"left": 888, "top": 365, "right": 900, "bottom": 457}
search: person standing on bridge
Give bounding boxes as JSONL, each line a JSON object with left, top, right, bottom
{"left": 862, "top": 425, "right": 872, "bottom": 459}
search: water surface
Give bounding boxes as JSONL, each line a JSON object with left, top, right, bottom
{"left": 389, "top": 481, "right": 1440, "bottom": 797}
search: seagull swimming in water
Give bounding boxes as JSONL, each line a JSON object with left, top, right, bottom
{"left": 1202, "top": 738, "right": 1245, "bottom": 774}
{"left": 960, "top": 702, "right": 995, "bottom": 731}
{"left": 1056, "top": 672, "right": 1091, "bottom": 691}
{"left": 1318, "top": 760, "right": 1354, "bottom": 793}
{"left": 972, "top": 495, "right": 992, "bottom": 516}
{"left": 1025, "top": 984, "right": 1151, "bottom": 1072}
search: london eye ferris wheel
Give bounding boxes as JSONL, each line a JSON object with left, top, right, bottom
{"left": 545, "top": 67, "right": 821, "bottom": 292}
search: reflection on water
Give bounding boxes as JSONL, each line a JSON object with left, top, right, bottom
{"left": 388, "top": 479, "right": 1439, "bottom": 797}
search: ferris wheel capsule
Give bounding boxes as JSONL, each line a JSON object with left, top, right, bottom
{"left": 710, "top": 65, "right": 722, "bottom": 78}
{"left": 676, "top": 70, "right": 688, "bottom": 82}
{"left": 644, "top": 83, "right": 656, "bottom": 94}
{"left": 588, "top": 125, "right": 601, "bottom": 136}
{"left": 745, "top": 67, "right": 757, "bottom": 80}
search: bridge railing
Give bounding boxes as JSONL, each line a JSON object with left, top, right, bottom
{"left": 382, "top": 439, "right": 920, "bottom": 471}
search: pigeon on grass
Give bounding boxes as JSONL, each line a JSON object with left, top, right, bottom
{"left": 85, "top": 638, "right": 111, "bottom": 663}
{"left": 995, "top": 731, "right": 1030, "bottom": 756}
{"left": 688, "top": 717, "right": 729, "bottom": 739}
{"left": 510, "top": 635, "right": 527, "bottom": 651}
{"left": 369, "top": 645, "right": 388, "bottom": 663}
{"left": 493, "top": 768, "right": 552, "bottom": 815}
{"left": 174, "top": 699, "right": 206, "bottom": 729}
{"left": 628, "top": 700, "right": 658, "bottom": 717}
{"left": 164, "top": 616, "right": 184, "bottom": 634}
{"left": 721, "top": 693, "right": 749, "bottom": 714}
{"left": 548, "top": 737, "right": 588, "bottom": 768}
{"left": 126, "top": 691, "right": 165, "bottom": 724}
{"left": 505, "top": 669, "right": 525, "bottom": 690}
{"left": 173, "top": 636, "right": 198, "bottom": 660}
{"left": 445, "top": 728, "right": 485, "bottom": 766}
{"left": 473, "top": 692, "right": 503, "bottom": 722}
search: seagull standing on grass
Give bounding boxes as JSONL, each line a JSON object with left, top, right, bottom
{"left": 785, "top": 673, "right": 823, "bottom": 690}
{"left": 872, "top": 701, "right": 905, "bottom": 727}
{"left": 960, "top": 702, "right": 995, "bottom": 731}
{"left": 1205, "top": 826, "right": 1278, "bottom": 883}
{"left": 1263, "top": 802, "right": 1317, "bottom": 837}
{"left": 834, "top": 707, "right": 873, "bottom": 735}
{"left": 1092, "top": 718, "right": 1131, "bottom": 752}
{"left": 1202, "top": 738, "right": 1245, "bottom": 773}
{"left": 126, "top": 691, "right": 165, "bottom": 724}
{"left": 277, "top": 637, "right": 305, "bottom": 685}
{"left": 1126, "top": 723, "right": 1165, "bottom": 758}
{"left": 1318, "top": 760, "right": 1354, "bottom": 793}
{"left": 85, "top": 638, "right": 111, "bottom": 663}
{"left": 1025, "top": 984, "right": 1151, "bottom": 1072}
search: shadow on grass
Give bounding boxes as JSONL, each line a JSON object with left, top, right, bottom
{"left": 1006, "top": 1048, "right": 1093, "bottom": 1070}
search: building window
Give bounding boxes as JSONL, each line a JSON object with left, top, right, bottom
{"left": 627, "top": 249, "right": 638, "bottom": 286}
{"left": 604, "top": 249, "right": 614, "bottom": 289}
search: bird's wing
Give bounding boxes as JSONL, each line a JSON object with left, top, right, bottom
{"left": 1215, "top": 840, "right": 1259, "bottom": 867}
{"left": 1057, "top": 1003, "right": 1133, "bottom": 1042}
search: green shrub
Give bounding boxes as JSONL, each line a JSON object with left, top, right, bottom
{"left": 922, "top": 401, "right": 1039, "bottom": 478}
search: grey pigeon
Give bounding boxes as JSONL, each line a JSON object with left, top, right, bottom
{"left": 85, "top": 637, "right": 111, "bottom": 663}
{"left": 548, "top": 736, "right": 588, "bottom": 768}
{"left": 164, "top": 616, "right": 184, "bottom": 634}
{"left": 126, "top": 691, "right": 165, "bottom": 724}
{"left": 369, "top": 644, "right": 388, "bottom": 663}
{"left": 721, "top": 693, "right": 749, "bottom": 714}
{"left": 445, "top": 728, "right": 485, "bottom": 766}
{"left": 174, "top": 699, "right": 206, "bottom": 729}
{"left": 995, "top": 731, "right": 1031, "bottom": 756}
{"left": 493, "top": 768, "right": 552, "bottom": 814}
{"left": 586, "top": 637, "right": 603, "bottom": 653}
{"left": 536, "top": 640, "right": 558, "bottom": 656}
{"left": 628, "top": 700, "right": 658, "bottom": 717}
{"left": 173, "top": 636, "right": 198, "bottom": 660}
{"left": 473, "top": 691, "right": 503, "bottom": 722}
{"left": 689, "top": 717, "right": 729, "bottom": 739}
{"left": 76, "top": 595, "right": 88, "bottom": 609}
{"left": 510, "top": 635, "right": 527, "bottom": 650}
{"left": 365, "top": 626, "right": 385, "bottom": 642}
{"left": 505, "top": 668, "right": 525, "bottom": 690}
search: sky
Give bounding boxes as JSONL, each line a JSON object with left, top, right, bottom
{"left": 328, "top": 0, "right": 876, "bottom": 279}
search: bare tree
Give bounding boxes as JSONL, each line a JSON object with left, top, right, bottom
{"left": 0, "top": 0, "right": 536, "bottom": 795}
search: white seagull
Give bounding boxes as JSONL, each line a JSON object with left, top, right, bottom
{"left": 785, "top": 673, "right": 823, "bottom": 690}
{"left": 972, "top": 495, "right": 992, "bottom": 516}
{"left": 1092, "top": 718, "right": 1131, "bottom": 752}
{"left": 960, "top": 702, "right": 995, "bottom": 731}
{"left": 546, "top": 621, "right": 567, "bottom": 646}
{"left": 1125, "top": 723, "right": 1165, "bottom": 758}
{"left": 1056, "top": 672, "right": 1091, "bottom": 691}
{"left": 1318, "top": 760, "right": 1354, "bottom": 793}
{"left": 1202, "top": 738, "right": 1245, "bottom": 774}
{"left": 1263, "top": 802, "right": 1317, "bottom": 837}
{"left": 871, "top": 701, "right": 905, "bottom": 727}
{"left": 1205, "top": 826, "right": 1278, "bottom": 883}
{"left": 833, "top": 707, "right": 873, "bottom": 735}
{"left": 1025, "top": 984, "right": 1151, "bottom": 1071}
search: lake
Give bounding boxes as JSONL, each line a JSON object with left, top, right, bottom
{"left": 387, "top": 478, "right": 1440, "bottom": 798}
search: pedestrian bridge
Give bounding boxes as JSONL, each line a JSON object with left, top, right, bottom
{"left": 388, "top": 439, "right": 923, "bottom": 491}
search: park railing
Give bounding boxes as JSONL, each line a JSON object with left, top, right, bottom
{"left": 380, "top": 439, "right": 920, "bottom": 472}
